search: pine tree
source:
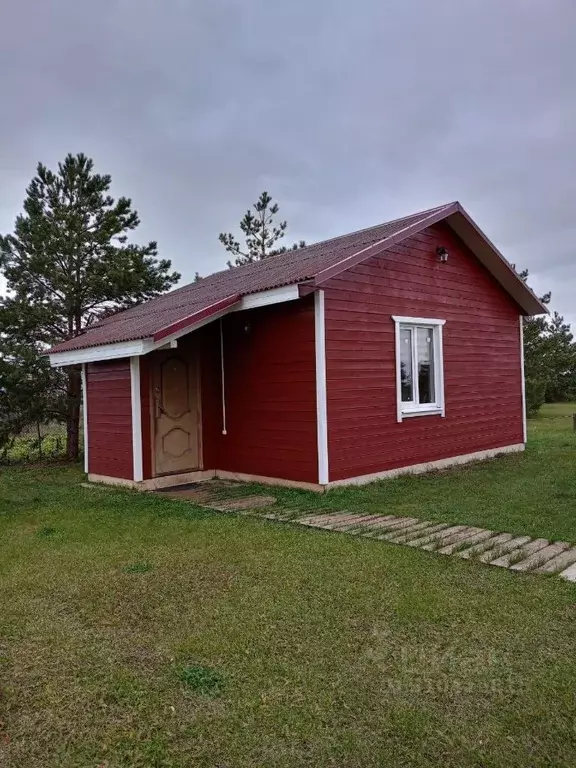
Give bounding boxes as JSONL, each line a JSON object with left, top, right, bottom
{"left": 219, "top": 191, "right": 305, "bottom": 268}
{"left": 0, "top": 153, "right": 180, "bottom": 459}
{"left": 519, "top": 270, "right": 576, "bottom": 415}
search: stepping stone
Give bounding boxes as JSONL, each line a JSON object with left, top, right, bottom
{"left": 420, "top": 526, "right": 475, "bottom": 551}
{"left": 365, "top": 517, "right": 419, "bottom": 538}
{"left": 336, "top": 515, "right": 391, "bottom": 532}
{"left": 509, "top": 541, "right": 571, "bottom": 572}
{"left": 405, "top": 525, "right": 467, "bottom": 549}
{"left": 489, "top": 538, "right": 549, "bottom": 568}
{"left": 457, "top": 532, "right": 514, "bottom": 559}
{"left": 437, "top": 529, "right": 495, "bottom": 555}
{"left": 358, "top": 516, "right": 405, "bottom": 533}
{"left": 559, "top": 561, "right": 576, "bottom": 582}
{"left": 386, "top": 522, "right": 449, "bottom": 544}
{"left": 361, "top": 517, "right": 417, "bottom": 537}
{"left": 424, "top": 526, "right": 484, "bottom": 552}
{"left": 321, "top": 514, "right": 384, "bottom": 531}
{"left": 298, "top": 513, "right": 353, "bottom": 526}
{"left": 477, "top": 535, "right": 532, "bottom": 563}
{"left": 535, "top": 546, "right": 576, "bottom": 575}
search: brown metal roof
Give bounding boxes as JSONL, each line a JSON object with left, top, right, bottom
{"left": 49, "top": 202, "right": 545, "bottom": 355}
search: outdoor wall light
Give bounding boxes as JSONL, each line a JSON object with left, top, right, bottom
{"left": 436, "top": 245, "right": 449, "bottom": 263}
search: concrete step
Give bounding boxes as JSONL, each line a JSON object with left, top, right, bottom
{"left": 437, "top": 529, "right": 495, "bottom": 555}
{"left": 361, "top": 517, "right": 419, "bottom": 537}
{"left": 329, "top": 514, "right": 387, "bottom": 531}
{"left": 315, "top": 513, "right": 377, "bottom": 530}
{"left": 457, "top": 532, "right": 514, "bottom": 559}
{"left": 384, "top": 522, "right": 449, "bottom": 544}
{"left": 477, "top": 535, "right": 532, "bottom": 564}
{"left": 509, "top": 541, "right": 571, "bottom": 572}
{"left": 559, "top": 561, "right": 576, "bottom": 582}
{"left": 421, "top": 526, "right": 481, "bottom": 552}
{"left": 489, "top": 538, "right": 549, "bottom": 568}
{"left": 405, "top": 525, "right": 468, "bottom": 549}
{"left": 535, "top": 547, "right": 576, "bottom": 575}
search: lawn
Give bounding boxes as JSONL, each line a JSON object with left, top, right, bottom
{"left": 229, "top": 401, "right": 576, "bottom": 542}
{"left": 2, "top": 405, "right": 576, "bottom": 767}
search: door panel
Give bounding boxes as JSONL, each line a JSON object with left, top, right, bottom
{"left": 152, "top": 352, "right": 201, "bottom": 475}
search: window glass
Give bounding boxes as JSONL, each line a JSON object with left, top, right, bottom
{"left": 417, "top": 327, "right": 435, "bottom": 404}
{"left": 400, "top": 327, "right": 413, "bottom": 402}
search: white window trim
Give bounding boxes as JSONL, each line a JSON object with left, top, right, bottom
{"left": 392, "top": 316, "right": 446, "bottom": 423}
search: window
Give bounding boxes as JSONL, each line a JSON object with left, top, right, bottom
{"left": 393, "top": 316, "right": 445, "bottom": 421}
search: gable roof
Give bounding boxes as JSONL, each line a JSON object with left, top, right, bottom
{"left": 48, "top": 201, "right": 546, "bottom": 358}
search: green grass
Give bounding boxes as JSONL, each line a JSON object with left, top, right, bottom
{"left": 2, "top": 406, "right": 576, "bottom": 766}
{"left": 227, "top": 401, "right": 576, "bottom": 542}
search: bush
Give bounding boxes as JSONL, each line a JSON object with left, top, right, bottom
{"left": 525, "top": 376, "right": 547, "bottom": 418}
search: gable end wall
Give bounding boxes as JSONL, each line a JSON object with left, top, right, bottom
{"left": 323, "top": 221, "right": 524, "bottom": 482}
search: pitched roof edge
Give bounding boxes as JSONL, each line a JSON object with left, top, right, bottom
{"left": 313, "top": 201, "right": 547, "bottom": 316}
{"left": 447, "top": 204, "right": 547, "bottom": 316}
{"left": 312, "top": 203, "right": 458, "bottom": 285}
{"left": 152, "top": 294, "right": 241, "bottom": 342}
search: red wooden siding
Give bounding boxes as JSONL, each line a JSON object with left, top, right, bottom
{"left": 324, "top": 221, "right": 524, "bottom": 482}
{"left": 199, "top": 296, "right": 318, "bottom": 483}
{"left": 86, "top": 359, "right": 133, "bottom": 480}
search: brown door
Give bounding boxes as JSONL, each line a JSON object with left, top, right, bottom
{"left": 152, "top": 352, "right": 201, "bottom": 475}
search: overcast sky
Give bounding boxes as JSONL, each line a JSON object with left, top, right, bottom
{"left": 1, "top": 0, "right": 575, "bottom": 322}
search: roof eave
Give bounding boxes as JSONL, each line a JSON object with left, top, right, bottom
{"left": 445, "top": 205, "right": 548, "bottom": 316}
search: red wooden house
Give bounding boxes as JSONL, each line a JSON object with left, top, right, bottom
{"left": 48, "top": 202, "right": 546, "bottom": 491}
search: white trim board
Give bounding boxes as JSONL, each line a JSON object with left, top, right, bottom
{"left": 519, "top": 315, "right": 527, "bottom": 443}
{"left": 87, "top": 444, "right": 524, "bottom": 493}
{"left": 49, "top": 285, "right": 303, "bottom": 367}
{"left": 236, "top": 284, "right": 300, "bottom": 310}
{"left": 130, "top": 356, "right": 143, "bottom": 482}
{"left": 327, "top": 444, "right": 525, "bottom": 487}
{"left": 314, "top": 289, "right": 329, "bottom": 485}
{"left": 81, "top": 364, "right": 89, "bottom": 474}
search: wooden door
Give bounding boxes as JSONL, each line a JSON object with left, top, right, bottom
{"left": 152, "top": 352, "right": 201, "bottom": 475}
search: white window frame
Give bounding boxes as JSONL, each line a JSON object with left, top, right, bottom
{"left": 392, "top": 316, "right": 446, "bottom": 422}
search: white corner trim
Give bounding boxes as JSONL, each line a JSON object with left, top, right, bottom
{"left": 393, "top": 316, "right": 446, "bottom": 422}
{"left": 327, "top": 443, "right": 525, "bottom": 488}
{"left": 237, "top": 284, "right": 301, "bottom": 310}
{"left": 391, "top": 316, "right": 446, "bottom": 326}
{"left": 519, "top": 315, "right": 527, "bottom": 443}
{"left": 315, "top": 289, "right": 329, "bottom": 485}
{"left": 81, "top": 364, "right": 89, "bottom": 474}
{"left": 130, "top": 356, "right": 143, "bottom": 482}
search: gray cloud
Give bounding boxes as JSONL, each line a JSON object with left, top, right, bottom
{"left": 1, "top": 0, "right": 575, "bottom": 320}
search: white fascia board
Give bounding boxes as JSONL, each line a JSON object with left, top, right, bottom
{"left": 235, "top": 284, "right": 301, "bottom": 310}
{"left": 49, "top": 338, "right": 155, "bottom": 367}
{"left": 50, "top": 284, "right": 303, "bottom": 367}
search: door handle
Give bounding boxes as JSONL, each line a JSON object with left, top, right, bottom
{"left": 153, "top": 388, "right": 165, "bottom": 418}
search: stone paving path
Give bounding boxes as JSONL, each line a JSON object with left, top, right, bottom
{"left": 148, "top": 481, "right": 576, "bottom": 582}
{"left": 261, "top": 511, "right": 576, "bottom": 582}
